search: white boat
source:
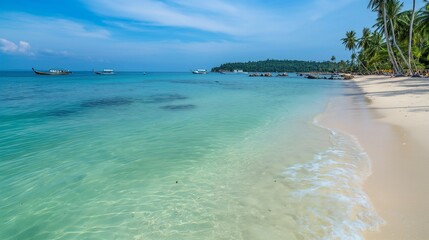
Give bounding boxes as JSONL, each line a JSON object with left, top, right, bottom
{"left": 219, "top": 69, "right": 248, "bottom": 75}
{"left": 192, "top": 69, "right": 207, "bottom": 74}
{"left": 329, "top": 74, "right": 343, "bottom": 80}
{"left": 94, "top": 69, "right": 115, "bottom": 75}
{"left": 233, "top": 69, "right": 248, "bottom": 74}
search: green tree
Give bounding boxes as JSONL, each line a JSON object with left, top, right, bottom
{"left": 408, "top": 0, "right": 417, "bottom": 74}
{"left": 342, "top": 31, "right": 369, "bottom": 72}
{"left": 386, "top": 0, "right": 412, "bottom": 73}
{"left": 369, "top": 0, "right": 400, "bottom": 73}
{"left": 331, "top": 56, "right": 336, "bottom": 72}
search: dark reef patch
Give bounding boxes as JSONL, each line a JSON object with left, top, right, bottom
{"left": 160, "top": 104, "right": 196, "bottom": 111}
{"left": 46, "top": 109, "right": 79, "bottom": 117}
{"left": 171, "top": 80, "right": 219, "bottom": 85}
{"left": 80, "top": 97, "right": 133, "bottom": 108}
{"left": 1, "top": 95, "right": 32, "bottom": 101}
{"left": 142, "top": 94, "right": 188, "bottom": 104}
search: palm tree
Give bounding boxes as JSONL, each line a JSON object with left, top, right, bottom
{"left": 414, "top": 1, "right": 429, "bottom": 70}
{"left": 368, "top": 0, "right": 399, "bottom": 73}
{"left": 331, "top": 56, "right": 336, "bottom": 73}
{"left": 342, "top": 31, "right": 370, "bottom": 73}
{"left": 416, "top": 1, "right": 429, "bottom": 34}
{"left": 359, "top": 28, "right": 372, "bottom": 71}
{"left": 367, "top": 32, "right": 385, "bottom": 62}
{"left": 342, "top": 31, "right": 358, "bottom": 71}
{"left": 408, "top": 0, "right": 416, "bottom": 75}
{"left": 342, "top": 31, "right": 357, "bottom": 51}
{"left": 351, "top": 53, "right": 357, "bottom": 71}
{"left": 359, "top": 28, "right": 372, "bottom": 50}
{"left": 386, "top": 0, "right": 412, "bottom": 74}
{"left": 395, "top": 10, "right": 412, "bottom": 41}
{"left": 338, "top": 1, "right": 429, "bottom": 75}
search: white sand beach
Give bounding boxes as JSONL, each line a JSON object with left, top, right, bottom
{"left": 321, "top": 75, "right": 429, "bottom": 239}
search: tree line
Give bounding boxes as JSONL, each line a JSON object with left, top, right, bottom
{"left": 211, "top": 59, "right": 347, "bottom": 73}
{"left": 342, "top": 0, "right": 429, "bottom": 75}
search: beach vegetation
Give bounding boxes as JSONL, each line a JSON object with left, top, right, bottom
{"left": 211, "top": 59, "right": 350, "bottom": 73}
{"left": 343, "top": 0, "right": 429, "bottom": 75}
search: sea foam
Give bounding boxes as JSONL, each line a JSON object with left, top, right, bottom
{"left": 282, "top": 121, "right": 384, "bottom": 239}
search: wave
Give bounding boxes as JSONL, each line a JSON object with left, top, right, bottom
{"left": 282, "top": 120, "right": 384, "bottom": 239}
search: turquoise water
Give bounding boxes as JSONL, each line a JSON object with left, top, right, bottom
{"left": 0, "top": 72, "right": 381, "bottom": 239}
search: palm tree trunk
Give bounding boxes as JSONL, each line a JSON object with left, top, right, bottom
{"left": 390, "top": 19, "right": 412, "bottom": 74}
{"left": 389, "top": 44, "right": 401, "bottom": 73}
{"left": 412, "top": 55, "right": 418, "bottom": 73}
{"left": 408, "top": 0, "right": 416, "bottom": 75}
{"left": 390, "top": 42, "right": 402, "bottom": 73}
{"left": 382, "top": 1, "right": 399, "bottom": 74}
{"left": 354, "top": 51, "right": 370, "bottom": 73}
{"left": 373, "top": 63, "right": 379, "bottom": 74}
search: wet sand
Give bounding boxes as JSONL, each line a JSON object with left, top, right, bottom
{"left": 320, "top": 76, "right": 429, "bottom": 239}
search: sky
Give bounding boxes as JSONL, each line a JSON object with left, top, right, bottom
{"left": 0, "top": 0, "right": 419, "bottom": 71}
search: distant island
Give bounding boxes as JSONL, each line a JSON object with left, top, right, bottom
{"left": 211, "top": 59, "right": 347, "bottom": 73}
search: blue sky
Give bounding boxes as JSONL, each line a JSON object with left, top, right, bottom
{"left": 0, "top": 0, "right": 418, "bottom": 71}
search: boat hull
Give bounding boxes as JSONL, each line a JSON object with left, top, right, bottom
{"left": 32, "top": 68, "right": 71, "bottom": 75}
{"left": 94, "top": 72, "right": 115, "bottom": 75}
{"left": 192, "top": 69, "right": 208, "bottom": 74}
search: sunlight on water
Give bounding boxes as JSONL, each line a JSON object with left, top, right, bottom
{"left": 0, "top": 72, "right": 381, "bottom": 239}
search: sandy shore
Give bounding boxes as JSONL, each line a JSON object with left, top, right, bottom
{"left": 320, "top": 75, "right": 429, "bottom": 239}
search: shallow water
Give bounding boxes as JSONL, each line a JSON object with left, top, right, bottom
{"left": 0, "top": 72, "right": 381, "bottom": 239}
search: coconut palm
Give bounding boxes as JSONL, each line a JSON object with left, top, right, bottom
{"left": 394, "top": 9, "right": 418, "bottom": 72}
{"left": 342, "top": 31, "right": 370, "bottom": 73}
{"left": 367, "top": 32, "right": 387, "bottom": 72}
{"left": 416, "top": 1, "right": 429, "bottom": 34}
{"left": 351, "top": 53, "right": 357, "bottom": 70}
{"left": 342, "top": 31, "right": 357, "bottom": 51}
{"left": 414, "top": 3, "right": 429, "bottom": 69}
{"left": 386, "top": 0, "right": 412, "bottom": 74}
{"left": 408, "top": 0, "right": 416, "bottom": 74}
{"left": 359, "top": 28, "right": 372, "bottom": 50}
{"left": 342, "top": 31, "right": 358, "bottom": 71}
{"left": 369, "top": 0, "right": 400, "bottom": 73}
{"left": 340, "top": 1, "right": 429, "bottom": 75}
{"left": 395, "top": 10, "right": 412, "bottom": 41}
{"left": 359, "top": 28, "right": 373, "bottom": 70}
{"left": 367, "top": 32, "right": 385, "bottom": 61}
{"left": 331, "top": 56, "right": 336, "bottom": 72}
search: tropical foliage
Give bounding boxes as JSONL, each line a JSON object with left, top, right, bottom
{"left": 212, "top": 59, "right": 348, "bottom": 73}
{"left": 342, "top": 0, "right": 429, "bottom": 75}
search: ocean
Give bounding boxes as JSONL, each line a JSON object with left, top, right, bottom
{"left": 0, "top": 72, "right": 383, "bottom": 239}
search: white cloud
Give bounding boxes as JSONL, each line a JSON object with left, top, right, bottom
{"left": 0, "top": 38, "right": 33, "bottom": 55}
{"left": 0, "top": 13, "right": 110, "bottom": 40}
{"left": 85, "top": 0, "right": 236, "bottom": 34}
{"left": 84, "top": 0, "right": 297, "bottom": 37}
{"left": 0, "top": 38, "right": 18, "bottom": 53}
{"left": 84, "top": 0, "right": 358, "bottom": 38}
{"left": 51, "top": 19, "right": 110, "bottom": 39}
{"left": 18, "top": 41, "right": 31, "bottom": 53}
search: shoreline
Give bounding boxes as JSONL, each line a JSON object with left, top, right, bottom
{"left": 320, "top": 75, "right": 429, "bottom": 239}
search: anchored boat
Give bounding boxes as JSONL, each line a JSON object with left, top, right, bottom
{"left": 32, "top": 68, "right": 72, "bottom": 75}
{"left": 192, "top": 69, "right": 207, "bottom": 74}
{"left": 94, "top": 69, "right": 115, "bottom": 75}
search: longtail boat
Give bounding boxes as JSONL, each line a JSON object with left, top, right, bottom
{"left": 32, "top": 68, "right": 72, "bottom": 75}
{"left": 94, "top": 69, "right": 114, "bottom": 75}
